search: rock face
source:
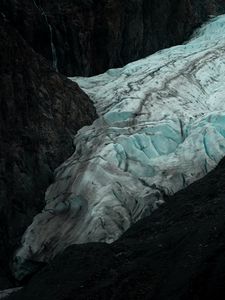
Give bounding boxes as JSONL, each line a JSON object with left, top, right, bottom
{"left": 0, "top": 14, "right": 96, "bottom": 287}
{"left": 1, "top": 0, "right": 225, "bottom": 76}
{"left": 12, "top": 15, "right": 225, "bottom": 280}
{"left": 8, "top": 157, "right": 225, "bottom": 300}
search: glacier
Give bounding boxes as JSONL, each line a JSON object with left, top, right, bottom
{"left": 13, "top": 15, "right": 225, "bottom": 279}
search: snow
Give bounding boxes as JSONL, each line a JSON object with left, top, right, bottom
{"left": 13, "top": 15, "right": 225, "bottom": 279}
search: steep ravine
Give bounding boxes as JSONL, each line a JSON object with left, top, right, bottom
{"left": 1, "top": 2, "right": 225, "bottom": 298}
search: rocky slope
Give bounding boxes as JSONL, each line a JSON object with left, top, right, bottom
{"left": 8, "top": 156, "right": 225, "bottom": 300}
{"left": 12, "top": 14, "right": 225, "bottom": 280}
{"left": 0, "top": 14, "right": 96, "bottom": 288}
{"left": 1, "top": 0, "right": 225, "bottom": 76}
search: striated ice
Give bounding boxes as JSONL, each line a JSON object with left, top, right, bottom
{"left": 13, "top": 15, "right": 225, "bottom": 279}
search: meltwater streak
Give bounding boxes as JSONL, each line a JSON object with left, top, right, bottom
{"left": 33, "top": 0, "right": 58, "bottom": 71}
{"left": 13, "top": 15, "right": 225, "bottom": 280}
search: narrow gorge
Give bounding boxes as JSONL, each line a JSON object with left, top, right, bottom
{"left": 1, "top": 1, "right": 225, "bottom": 299}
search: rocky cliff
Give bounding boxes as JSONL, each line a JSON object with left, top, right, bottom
{"left": 2, "top": 0, "right": 225, "bottom": 76}
{"left": 0, "top": 14, "right": 96, "bottom": 288}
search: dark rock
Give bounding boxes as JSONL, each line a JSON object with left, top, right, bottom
{"left": 2, "top": 0, "right": 225, "bottom": 76}
{"left": 0, "top": 15, "right": 96, "bottom": 288}
{"left": 8, "top": 157, "right": 225, "bottom": 299}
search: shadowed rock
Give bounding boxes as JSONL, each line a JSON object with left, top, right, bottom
{"left": 0, "top": 14, "right": 96, "bottom": 288}
{"left": 1, "top": 0, "right": 225, "bottom": 76}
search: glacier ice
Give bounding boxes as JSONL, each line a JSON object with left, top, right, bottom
{"left": 13, "top": 15, "right": 225, "bottom": 279}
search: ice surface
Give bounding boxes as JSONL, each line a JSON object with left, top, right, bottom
{"left": 13, "top": 15, "right": 225, "bottom": 279}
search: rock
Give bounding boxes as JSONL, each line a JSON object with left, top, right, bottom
{"left": 1, "top": 0, "right": 225, "bottom": 76}
{"left": 0, "top": 14, "right": 96, "bottom": 288}
{"left": 8, "top": 157, "right": 225, "bottom": 300}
